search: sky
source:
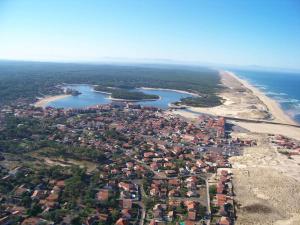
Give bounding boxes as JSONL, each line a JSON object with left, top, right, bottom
{"left": 0, "top": 0, "right": 299, "bottom": 69}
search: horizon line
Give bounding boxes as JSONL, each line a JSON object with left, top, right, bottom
{"left": 0, "top": 57, "right": 300, "bottom": 73}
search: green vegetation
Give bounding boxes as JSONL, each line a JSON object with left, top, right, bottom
{"left": 209, "top": 184, "right": 217, "bottom": 200}
{"left": 111, "top": 89, "right": 159, "bottom": 100}
{"left": 0, "top": 115, "right": 107, "bottom": 163}
{"left": 176, "top": 95, "right": 223, "bottom": 107}
{"left": 95, "top": 85, "right": 159, "bottom": 100}
{"left": 94, "top": 85, "right": 114, "bottom": 93}
{"left": 0, "top": 61, "right": 222, "bottom": 106}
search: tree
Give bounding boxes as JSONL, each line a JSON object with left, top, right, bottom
{"left": 110, "top": 209, "right": 120, "bottom": 222}
{"left": 27, "top": 203, "right": 42, "bottom": 216}
{"left": 71, "top": 217, "right": 82, "bottom": 225}
{"left": 209, "top": 185, "right": 217, "bottom": 196}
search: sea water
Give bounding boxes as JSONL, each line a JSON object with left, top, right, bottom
{"left": 232, "top": 69, "right": 300, "bottom": 124}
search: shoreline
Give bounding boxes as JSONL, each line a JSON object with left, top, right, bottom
{"left": 34, "top": 94, "right": 71, "bottom": 108}
{"left": 106, "top": 95, "right": 161, "bottom": 102}
{"left": 139, "top": 87, "right": 199, "bottom": 96}
{"left": 172, "top": 70, "right": 300, "bottom": 140}
{"left": 226, "top": 71, "right": 297, "bottom": 125}
{"left": 180, "top": 70, "right": 297, "bottom": 125}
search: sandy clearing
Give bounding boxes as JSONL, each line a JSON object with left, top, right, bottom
{"left": 231, "top": 121, "right": 300, "bottom": 141}
{"left": 229, "top": 133, "right": 300, "bottom": 225}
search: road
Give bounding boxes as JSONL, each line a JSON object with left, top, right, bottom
{"left": 206, "top": 179, "right": 211, "bottom": 225}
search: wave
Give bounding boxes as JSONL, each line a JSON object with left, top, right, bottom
{"left": 254, "top": 84, "right": 268, "bottom": 90}
{"left": 265, "top": 91, "right": 288, "bottom": 96}
{"left": 275, "top": 98, "right": 300, "bottom": 104}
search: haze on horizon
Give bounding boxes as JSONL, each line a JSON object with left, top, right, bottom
{"left": 0, "top": 0, "right": 299, "bottom": 70}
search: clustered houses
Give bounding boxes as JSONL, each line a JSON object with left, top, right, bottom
{"left": 0, "top": 167, "right": 65, "bottom": 225}
{"left": 209, "top": 167, "right": 235, "bottom": 225}
{"left": 0, "top": 103, "right": 253, "bottom": 224}
{"left": 271, "top": 135, "right": 300, "bottom": 156}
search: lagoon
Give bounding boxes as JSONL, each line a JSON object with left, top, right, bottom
{"left": 46, "top": 85, "right": 193, "bottom": 109}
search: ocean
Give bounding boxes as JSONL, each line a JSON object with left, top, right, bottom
{"left": 231, "top": 69, "right": 300, "bottom": 124}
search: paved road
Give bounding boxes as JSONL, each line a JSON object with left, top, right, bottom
{"left": 206, "top": 179, "right": 211, "bottom": 225}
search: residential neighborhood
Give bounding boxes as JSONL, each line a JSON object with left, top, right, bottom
{"left": 0, "top": 103, "right": 256, "bottom": 225}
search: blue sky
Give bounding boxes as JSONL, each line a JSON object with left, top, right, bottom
{"left": 0, "top": 0, "right": 299, "bottom": 69}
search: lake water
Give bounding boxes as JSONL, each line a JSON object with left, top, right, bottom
{"left": 231, "top": 69, "right": 300, "bottom": 124}
{"left": 46, "top": 85, "right": 193, "bottom": 109}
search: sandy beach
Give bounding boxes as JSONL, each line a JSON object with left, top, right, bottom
{"left": 173, "top": 70, "right": 300, "bottom": 140}
{"left": 34, "top": 94, "right": 70, "bottom": 108}
{"left": 227, "top": 71, "right": 296, "bottom": 125}
{"left": 185, "top": 71, "right": 296, "bottom": 124}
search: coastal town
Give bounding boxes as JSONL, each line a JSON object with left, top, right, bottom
{"left": 0, "top": 100, "right": 260, "bottom": 225}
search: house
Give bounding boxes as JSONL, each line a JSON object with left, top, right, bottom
{"left": 185, "top": 201, "right": 196, "bottom": 211}
{"left": 164, "top": 170, "right": 177, "bottom": 177}
{"left": 186, "top": 190, "right": 198, "bottom": 197}
{"left": 122, "top": 199, "right": 132, "bottom": 209}
{"left": 97, "top": 189, "right": 110, "bottom": 202}
{"left": 167, "top": 211, "right": 174, "bottom": 221}
{"left": 168, "top": 179, "right": 180, "bottom": 187}
{"left": 31, "top": 190, "right": 47, "bottom": 200}
{"left": 216, "top": 194, "right": 227, "bottom": 206}
{"left": 118, "top": 182, "right": 134, "bottom": 192}
{"left": 184, "top": 220, "right": 196, "bottom": 225}
{"left": 14, "top": 185, "right": 30, "bottom": 197}
{"left": 99, "top": 213, "right": 109, "bottom": 222}
{"left": 168, "top": 189, "right": 179, "bottom": 197}
{"left": 121, "top": 209, "right": 131, "bottom": 219}
{"left": 217, "top": 182, "right": 225, "bottom": 194}
{"left": 115, "top": 218, "right": 128, "bottom": 225}
{"left": 219, "top": 216, "right": 231, "bottom": 225}
{"left": 21, "top": 217, "right": 52, "bottom": 225}
{"left": 86, "top": 215, "right": 99, "bottom": 225}
{"left": 149, "top": 219, "right": 159, "bottom": 225}
{"left": 188, "top": 211, "right": 197, "bottom": 221}
{"left": 153, "top": 204, "right": 164, "bottom": 219}
{"left": 55, "top": 180, "right": 65, "bottom": 188}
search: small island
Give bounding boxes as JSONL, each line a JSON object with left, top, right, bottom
{"left": 64, "top": 88, "right": 81, "bottom": 96}
{"left": 94, "top": 85, "right": 159, "bottom": 101}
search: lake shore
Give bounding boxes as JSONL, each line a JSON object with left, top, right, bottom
{"left": 34, "top": 94, "right": 71, "bottom": 108}
{"left": 106, "top": 95, "right": 161, "bottom": 102}
{"left": 139, "top": 87, "right": 199, "bottom": 96}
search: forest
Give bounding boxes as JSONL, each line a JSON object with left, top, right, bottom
{"left": 0, "top": 60, "right": 222, "bottom": 106}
